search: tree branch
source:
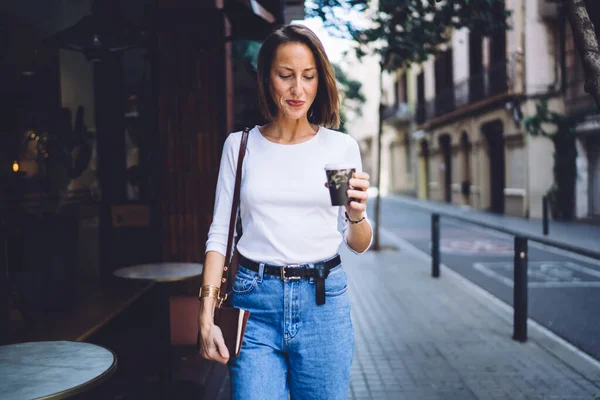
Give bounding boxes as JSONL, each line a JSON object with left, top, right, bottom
{"left": 566, "top": 0, "right": 600, "bottom": 111}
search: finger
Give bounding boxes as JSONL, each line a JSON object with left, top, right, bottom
{"left": 348, "top": 178, "right": 370, "bottom": 190}
{"left": 347, "top": 190, "right": 368, "bottom": 201}
{"left": 215, "top": 337, "right": 230, "bottom": 363}
{"left": 213, "top": 351, "right": 229, "bottom": 365}
{"left": 352, "top": 172, "right": 370, "bottom": 181}
{"left": 200, "top": 342, "right": 214, "bottom": 360}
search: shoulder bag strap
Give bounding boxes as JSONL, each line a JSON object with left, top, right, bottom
{"left": 219, "top": 127, "right": 250, "bottom": 304}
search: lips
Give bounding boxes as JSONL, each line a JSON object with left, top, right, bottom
{"left": 286, "top": 100, "right": 305, "bottom": 107}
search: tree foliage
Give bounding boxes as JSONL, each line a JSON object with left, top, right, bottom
{"left": 334, "top": 63, "right": 366, "bottom": 132}
{"left": 307, "top": 0, "right": 511, "bottom": 70}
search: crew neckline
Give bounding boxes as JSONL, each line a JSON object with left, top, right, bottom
{"left": 255, "top": 125, "right": 322, "bottom": 147}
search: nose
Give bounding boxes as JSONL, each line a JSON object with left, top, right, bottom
{"left": 291, "top": 78, "right": 302, "bottom": 96}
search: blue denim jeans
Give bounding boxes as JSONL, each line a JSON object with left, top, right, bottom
{"left": 228, "top": 256, "right": 354, "bottom": 400}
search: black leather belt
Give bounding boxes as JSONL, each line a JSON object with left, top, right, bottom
{"left": 238, "top": 254, "right": 341, "bottom": 305}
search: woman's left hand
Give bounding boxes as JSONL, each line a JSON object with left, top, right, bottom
{"left": 345, "top": 172, "right": 370, "bottom": 221}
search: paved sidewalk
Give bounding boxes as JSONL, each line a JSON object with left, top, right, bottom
{"left": 343, "top": 230, "right": 600, "bottom": 399}
{"left": 385, "top": 195, "right": 600, "bottom": 255}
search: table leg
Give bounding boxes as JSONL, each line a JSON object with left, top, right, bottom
{"left": 1, "top": 218, "right": 9, "bottom": 345}
{"left": 154, "top": 282, "right": 172, "bottom": 397}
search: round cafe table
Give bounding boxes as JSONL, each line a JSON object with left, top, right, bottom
{"left": 0, "top": 341, "right": 116, "bottom": 399}
{"left": 113, "top": 262, "right": 203, "bottom": 399}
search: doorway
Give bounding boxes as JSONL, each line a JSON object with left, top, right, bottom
{"left": 482, "top": 121, "right": 505, "bottom": 213}
{"left": 418, "top": 140, "right": 430, "bottom": 200}
{"left": 460, "top": 132, "right": 472, "bottom": 202}
{"left": 439, "top": 134, "right": 452, "bottom": 203}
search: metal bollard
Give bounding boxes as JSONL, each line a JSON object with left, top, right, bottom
{"left": 543, "top": 196, "right": 549, "bottom": 236}
{"left": 432, "top": 214, "right": 440, "bottom": 278}
{"left": 513, "top": 236, "right": 528, "bottom": 342}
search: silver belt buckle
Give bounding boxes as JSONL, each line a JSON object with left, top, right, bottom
{"left": 281, "top": 264, "right": 301, "bottom": 281}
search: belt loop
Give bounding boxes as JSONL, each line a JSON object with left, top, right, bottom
{"left": 307, "top": 263, "right": 315, "bottom": 283}
{"left": 257, "top": 262, "right": 265, "bottom": 283}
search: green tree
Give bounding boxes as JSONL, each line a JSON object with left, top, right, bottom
{"left": 308, "top": 0, "right": 510, "bottom": 68}
{"left": 308, "top": 0, "right": 510, "bottom": 250}
{"left": 333, "top": 63, "right": 366, "bottom": 133}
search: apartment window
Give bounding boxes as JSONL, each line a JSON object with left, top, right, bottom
{"left": 488, "top": 22, "right": 507, "bottom": 95}
{"left": 402, "top": 73, "right": 408, "bottom": 103}
{"left": 416, "top": 71, "right": 425, "bottom": 124}
{"left": 395, "top": 72, "right": 408, "bottom": 107}
{"left": 434, "top": 50, "right": 455, "bottom": 117}
{"left": 469, "top": 29, "right": 484, "bottom": 103}
{"left": 565, "top": 22, "right": 589, "bottom": 111}
{"left": 405, "top": 132, "right": 412, "bottom": 174}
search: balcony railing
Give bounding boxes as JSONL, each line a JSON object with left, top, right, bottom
{"left": 382, "top": 102, "right": 411, "bottom": 123}
{"left": 415, "top": 60, "right": 509, "bottom": 125}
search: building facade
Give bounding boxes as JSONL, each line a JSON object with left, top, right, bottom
{"left": 369, "top": 0, "right": 599, "bottom": 221}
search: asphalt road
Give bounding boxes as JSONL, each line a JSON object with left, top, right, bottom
{"left": 367, "top": 197, "right": 600, "bottom": 361}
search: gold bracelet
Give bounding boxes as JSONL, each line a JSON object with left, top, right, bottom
{"left": 200, "top": 289, "right": 220, "bottom": 300}
{"left": 200, "top": 285, "right": 220, "bottom": 296}
{"left": 199, "top": 285, "right": 220, "bottom": 299}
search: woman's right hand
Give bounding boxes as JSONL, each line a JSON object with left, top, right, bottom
{"left": 198, "top": 300, "right": 230, "bottom": 364}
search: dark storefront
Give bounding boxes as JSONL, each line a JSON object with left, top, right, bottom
{"left": 1, "top": 0, "right": 290, "bottom": 396}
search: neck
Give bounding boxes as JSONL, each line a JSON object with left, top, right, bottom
{"left": 262, "top": 117, "right": 318, "bottom": 144}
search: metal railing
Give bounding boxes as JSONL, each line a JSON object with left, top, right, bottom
{"left": 381, "top": 102, "right": 411, "bottom": 123}
{"left": 427, "top": 209, "right": 600, "bottom": 343}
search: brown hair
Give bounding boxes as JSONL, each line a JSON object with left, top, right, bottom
{"left": 256, "top": 24, "right": 340, "bottom": 129}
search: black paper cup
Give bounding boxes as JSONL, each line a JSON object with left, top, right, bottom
{"left": 324, "top": 164, "right": 356, "bottom": 206}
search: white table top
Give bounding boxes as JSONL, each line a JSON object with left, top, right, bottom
{"left": 113, "top": 262, "right": 203, "bottom": 282}
{"left": 0, "top": 341, "right": 116, "bottom": 400}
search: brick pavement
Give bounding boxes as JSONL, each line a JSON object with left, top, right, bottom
{"left": 343, "top": 230, "right": 600, "bottom": 400}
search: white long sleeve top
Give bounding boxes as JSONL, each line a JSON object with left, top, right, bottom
{"left": 205, "top": 125, "right": 372, "bottom": 265}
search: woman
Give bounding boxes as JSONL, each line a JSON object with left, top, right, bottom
{"left": 198, "top": 24, "right": 373, "bottom": 399}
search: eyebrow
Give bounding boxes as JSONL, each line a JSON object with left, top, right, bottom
{"left": 278, "top": 66, "right": 316, "bottom": 71}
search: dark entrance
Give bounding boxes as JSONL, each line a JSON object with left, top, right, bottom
{"left": 482, "top": 121, "right": 505, "bottom": 213}
{"left": 419, "top": 140, "right": 430, "bottom": 199}
{"left": 439, "top": 134, "right": 452, "bottom": 203}
{"left": 460, "top": 132, "right": 472, "bottom": 202}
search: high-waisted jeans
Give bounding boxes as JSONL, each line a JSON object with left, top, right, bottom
{"left": 228, "top": 256, "right": 354, "bottom": 400}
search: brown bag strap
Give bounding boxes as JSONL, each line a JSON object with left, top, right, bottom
{"left": 219, "top": 127, "right": 250, "bottom": 302}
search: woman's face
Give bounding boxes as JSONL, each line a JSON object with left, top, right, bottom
{"left": 269, "top": 42, "right": 319, "bottom": 121}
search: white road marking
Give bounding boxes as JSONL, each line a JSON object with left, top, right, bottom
{"left": 473, "top": 262, "right": 600, "bottom": 288}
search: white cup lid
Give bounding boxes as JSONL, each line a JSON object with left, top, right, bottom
{"left": 324, "top": 163, "right": 355, "bottom": 170}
